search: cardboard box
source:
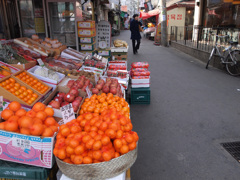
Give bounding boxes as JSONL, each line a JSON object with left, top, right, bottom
{"left": 14, "top": 70, "right": 52, "bottom": 99}
{"left": 96, "top": 48, "right": 111, "bottom": 56}
{"left": 112, "top": 52, "right": 128, "bottom": 61}
{"left": 0, "top": 61, "right": 20, "bottom": 79}
{"left": 79, "top": 50, "right": 96, "bottom": 56}
{"left": 0, "top": 76, "right": 42, "bottom": 108}
{"left": 111, "top": 46, "right": 128, "bottom": 53}
{"left": 79, "top": 42, "right": 96, "bottom": 51}
{"left": 43, "top": 86, "right": 86, "bottom": 118}
{"left": 10, "top": 60, "right": 37, "bottom": 70}
{"left": 0, "top": 130, "right": 56, "bottom": 168}
{"left": 78, "top": 29, "right": 96, "bottom": 37}
{"left": 79, "top": 37, "right": 96, "bottom": 44}
{"left": 77, "top": 21, "right": 95, "bottom": 29}
{"left": 131, "top": 77, "right": 150, "bottom": 88}
{"left": 27, "top": 66, "right": 65, "bottom": 89}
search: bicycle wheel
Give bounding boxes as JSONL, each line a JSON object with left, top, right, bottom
{"left": 225, "top": 50, "right": 240, "bottom": 76}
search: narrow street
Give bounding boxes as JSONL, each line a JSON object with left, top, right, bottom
{"left": 116, "top": 30, "right": 240, "bottom": 180}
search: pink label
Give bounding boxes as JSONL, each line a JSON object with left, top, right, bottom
{"left": 0, "top": 131, "right": 54, "bottom": 168}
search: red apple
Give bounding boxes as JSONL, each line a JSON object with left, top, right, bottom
{"left": 64, "top": 93, "right": 75, "bottom": 103}
{"left": 75, "top": 96, "right": 83, "bottom": 102}
{"left": 85, "top": 79, "right": 90, "bottom": 86}
{"left": 72, "top": 99, "right": 81, "bottom": 107}
{"left": 102, "top": 86, "right": 109, "bottom": 93}
{"left": 92, "top": 88, "right": 99, "bottom": 94}
{"left": 54, "top": 96, "right": 63, "bottom": 104}
{"left": 49, "top": 100, "right": 60, "bottom": 109}
{"left": 97, "top": 79, "right": 105, "bottom": 85}
{"left": 69, "top": 88, "right": 79, "bottom": 97}
{"left": 73, "top": 105, "right": 79, "bottom": 112}
{"left": 57, "top": 92, "right": 65, "bottom": 99}
{"left": 95, "top": 84, "right": 103, "bottom": 90}
{"left": 61, "top": 101, "right": 69, "bottom": 107}
{"left": 110, "top": 87, "right": 117, "bottom": 95}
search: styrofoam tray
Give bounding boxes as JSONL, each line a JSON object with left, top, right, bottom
{"left": 27, "top": 65, "right": 65, "bottom": 88}
{"left": 111, "top": 46, "right": 128, "bottom": 52}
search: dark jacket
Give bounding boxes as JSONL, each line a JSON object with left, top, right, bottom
{"left": 130, "top": 20, "right": 142, "bottom": 40}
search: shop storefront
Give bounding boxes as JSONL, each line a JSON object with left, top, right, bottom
{"left": 203, "top": 0, "right": 240, "bottom": 28}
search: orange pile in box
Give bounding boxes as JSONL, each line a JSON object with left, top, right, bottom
{"left": 80, "top": 93, "right": 129, "bottom": 117}
{"left": 0, "top": 78, "right": 39, "bottom": 105}
{"left": 54, "top": 97, "right": 138, "bottom": 165}
{"left": 15, "top": 72, "right": 48, "bottom": 94}
{"left": 0, "top": 102, "right": 59, "bottom": 137}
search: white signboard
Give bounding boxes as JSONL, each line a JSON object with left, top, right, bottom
{"left": 61, "top": 103, "right": 75, "bottom": 124}
{"left": 96, "top": 21, "right": 111, "bottom": 49}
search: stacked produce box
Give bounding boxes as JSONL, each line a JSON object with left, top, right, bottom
{"left": 111, "top": 40, "right": 128, "bottom": 61}
{"left": 77, "top": 21, "right": 96, "bottom": 56}
{"left": 96, "top": 48, "right": 111, "bottom": 61}
{"left": 130, "top": 62, "right": 151, "bottom": 104}
{"left": 0, "top": 32, "right": 140, "bottom": 179}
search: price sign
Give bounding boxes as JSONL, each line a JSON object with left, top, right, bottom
{"left": 86, "top": 86, "right": 92, "bottom": 98}
{"left": 61, "top": 103, "right": 75, "bottom": 124}
{"left": 96, "top": 21, "right": 111, "bottom": 49}
{"left": 37, "top": 58, "right": 44, "bottom": 67}
{"left": 12, "top": 138, "right": 31, "bottom": 149}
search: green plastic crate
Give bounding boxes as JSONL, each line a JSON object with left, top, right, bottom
{"left": 131, "top": 87, "right": 150, "bottom": 104}
{"left": 0, "top": 160, "right": 49, "bottom": 180}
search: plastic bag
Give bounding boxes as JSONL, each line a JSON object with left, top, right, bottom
{"left": 131, "top": 62, "right": 149, "bottom": 68}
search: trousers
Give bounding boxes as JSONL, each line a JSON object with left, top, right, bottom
{"left": 132, "top": 39, "right": 141, "bottom": 53}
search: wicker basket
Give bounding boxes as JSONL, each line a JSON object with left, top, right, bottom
{"left": 56, "top": 146, "right": 138, "bottom": 180}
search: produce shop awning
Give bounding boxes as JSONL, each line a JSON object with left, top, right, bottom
{"left": 139, "top": 9, "right": 160, "bottom": 20}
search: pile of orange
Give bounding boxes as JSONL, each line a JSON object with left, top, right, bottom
{"left": 80, "top": 93, "right": 130, "bottom": 118}
{"left": 53, "top": 108, "right": 138, "bottom": 165}
{"left": 0, "top": 101, "right": 58, "bottom": 137}
{"left": 0, "top": 78, "right": 39, "bottom": 105}
{"left": 15, "top": 72, "right": 49, "bottom": 94}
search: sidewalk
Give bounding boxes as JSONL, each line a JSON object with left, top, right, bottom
{"left": 116, "top": 30, "right": 240, "bottom": 180}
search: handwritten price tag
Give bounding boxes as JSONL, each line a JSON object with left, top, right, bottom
{"left": 61, "top": 103, "right": 75, "bottom": 124}
{"left": 86, "top": 86, "right": 92, "bottom": 98}
{"left": 37, "top": 58, "right": 44, "bottom": 67}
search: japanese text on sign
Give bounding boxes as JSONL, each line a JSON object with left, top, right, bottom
{"left": 97, "top": 21, "right": 111, "bottom": 48}
{"left": 61, "top": 103, "right": 75, "bottom": 124}
{"left": 12, "top": 138, "right": 31, "bottom": 149}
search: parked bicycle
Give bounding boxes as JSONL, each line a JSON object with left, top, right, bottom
{"left": 206, "top": 34, "right": 240, "bottom": 76}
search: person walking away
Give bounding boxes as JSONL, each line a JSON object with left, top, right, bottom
{"left": 130, "top": 14, "right": 142, "bottom": 54}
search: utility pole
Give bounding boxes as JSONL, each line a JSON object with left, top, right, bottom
{"left": 160, "top": 0, "right": 168, "bottom": 46}
{"left": 137, "top": 0, "right": 139, "bottom": 13}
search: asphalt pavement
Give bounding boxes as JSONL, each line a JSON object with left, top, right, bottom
{"left": 115, "top": 30, "right": 240, "bottom": 180}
